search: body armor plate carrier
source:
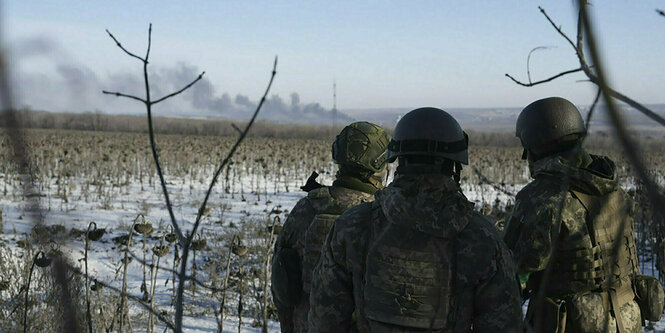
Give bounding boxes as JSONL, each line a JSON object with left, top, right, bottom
{"left": 302, "top": 186, "right": 372, "bottom": 292}
{"left": 363, "top": 206, "right": 456, "bottom": 330}
{"left": 549, "top": 189, "right": 638, "bottom": 294}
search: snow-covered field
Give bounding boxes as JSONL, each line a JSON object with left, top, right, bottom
{"left": 0, "top": 130, "right": 663, "bottom": 332}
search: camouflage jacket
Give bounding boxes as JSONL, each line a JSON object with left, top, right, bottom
{"left": 272, "top": 182, "right": 374, "bottom": 332}
{"left": 309, "top": 174, "right": 523, "bottom": 332}
{"left": 503, "top": 148, "right": 641, "bottom": 332}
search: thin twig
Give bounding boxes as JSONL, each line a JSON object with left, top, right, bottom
{"left": 66, "top": 265, "right": 176, "bottom": 330}
{"left": 526, "top": 46, "right": 556, "bottom": 84}
{"left": 103, "top": 24, "right": 186, "bottom": 242}
{"left": 105, "top": 29, "right": 146, "bottom": 63}
{"left": 584, "top": 88, "right": 601, "bottom": 130}
{"left": 231, "top": 123, "right": 243, "bottom": 135}
{"left": 85, "top": 222, "right": 96, "bottom": 333}
{"left": 175, "top": 56, "right": 278, "bottom": 332}
{"left": 505, "top": 67, "right": 583, "bottom": 87}
{"left": 102, "top": 90, "right": 147, "bottom": 104}
{"left": 538, "top": 6, "right": 578, "bottom": 50}
{"left": 152, "top": 72, "right": 206, "bottom": 105}
{"left": 126, "top": 250, "right": 231, "bottom": 293}
{"left": 471, "top": 166, "right": 517, "bottom": 197}
{"left": 601, "top": 86, "right": 665, "bottom": 127}
{"left": 146, "top": 23, "right": 153, "bottom": 62}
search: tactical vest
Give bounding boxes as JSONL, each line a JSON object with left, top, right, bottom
{"left": 362, "top": 204, "right": 457, "bottom": 330}
{"left": 548, "top": 188, "right": 638, "bottom": 298}
{"left": 301, "top": 186, "right": 372, "bottom": 293}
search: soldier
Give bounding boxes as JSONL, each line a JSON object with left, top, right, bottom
{"left": 271, "top": 121, "right": 390, "bottom": 333}
{"left": 503, "top": 97, "right": 643, "bottom": 332}
{"left": 309, "top": 107, "right": 523, "bottom": 332}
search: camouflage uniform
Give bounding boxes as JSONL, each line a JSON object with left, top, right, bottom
{"left": 272, "top": 122, "right": 389, "bottom": 332}
{"left": 309, "top": 174, "right": 523, "bottom": 332}
{"left": 272, "top": 180, "right": 374, "bottom": 332}
{"left": 503, "top": 147, "right": 641, "bottom": 332}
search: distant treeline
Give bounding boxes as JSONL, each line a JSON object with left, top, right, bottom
{"left": 4, "top": 110, "right": 336, "bottom": 139}
{"left": 3, "top": 109, "right": 663, "bottom": 151}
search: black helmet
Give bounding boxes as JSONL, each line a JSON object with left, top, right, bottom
{"left": 516, "top": 97, "right": 586, "bottom": 155}
{"left": 332, "top": 121, "right": 390, "bottom": 173}
{"left": 386, "top": 107, "right": 468, "bottom": 164}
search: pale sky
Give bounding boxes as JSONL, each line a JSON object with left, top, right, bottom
{"left": 5, "top": 1, "right": 665, "bottom": 117}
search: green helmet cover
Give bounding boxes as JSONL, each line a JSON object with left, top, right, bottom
{"left": 332, "top": 121, "right": 390, "bottom": 173}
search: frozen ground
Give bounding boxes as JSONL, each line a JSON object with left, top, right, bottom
{"left": 0, "top": 166, "right": 663, "bottom": 332}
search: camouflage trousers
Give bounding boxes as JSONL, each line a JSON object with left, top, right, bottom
{"left": 527, "top": 292, "right": 641, "bottom": 333}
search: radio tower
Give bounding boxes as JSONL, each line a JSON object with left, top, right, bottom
{"left": 332, "top": 80, "right": 337, "bottom": 132}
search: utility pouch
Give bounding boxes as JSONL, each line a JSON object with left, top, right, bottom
{"left": 529, "top": 297, "right": 567, "bottom": 333}
{"left": 633, "top": 274, "right": 665, "bottom": 321}
{"left": 567, "top": 291, "right": 615, "bottom": 333}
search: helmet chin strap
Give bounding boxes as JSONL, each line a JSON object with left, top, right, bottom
{"left": 367, "top": 174, "right": 385, "bottom": 190}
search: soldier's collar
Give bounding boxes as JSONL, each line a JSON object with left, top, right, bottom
{"left": 333, "top": 176, "right": 378, "bottom": 195}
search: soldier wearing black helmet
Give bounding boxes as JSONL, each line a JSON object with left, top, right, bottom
{"left": 271, "top": 121, "right": 390, "bottom": 333}
{"left": 503, "top": 97, "right": 660, "bottom": 332}
{"left": 309, "top": 107, "right": 522, "bottom": 332}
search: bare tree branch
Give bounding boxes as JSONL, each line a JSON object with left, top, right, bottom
{"left": 584, "top": 88, "right": 601, "bottom": 129}
{"left": 538, "top": 6, "right": 578, "bottom": 50}
{"left": 527, "top": 46, "right": 556, "bottom": 84}
{"left": 577, "top": 0, "right": 665, "bottom": 223}
{"left": 601, "top": 86, "right": 665, "bottom": 127}
{"left": 151, "top": 71, "right": 206, "bottom": 105}
{"left": 507, "top": 6, "right": 665, "bottom": 128}
{"left": 105, "top": 29, "right": 147, "bottom": 63}
{"left": 505, "top": 67, "right": 583, "bottom": 87}
{"left": 174, "top": 56, "right": 278, "bottom": 332}
{"left": 145, "top": 23, "right": 152, "bottom": 61}
{"left": 104, "top": 24, "right": 187, "bottom": 242}
{"left": 231, "top": 123, "right": 243, "bottom": 135}
{"left": 102, "top": 90, "right": 147, "bottom": 104}
{"left": 576, "top": 2, "right": 665, "bottom": 330}
{"left": 139, "top": 32, "right": 185, "bottom": 244}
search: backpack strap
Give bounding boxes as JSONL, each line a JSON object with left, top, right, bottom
{"left": 356, "top": 202, "right": 382, "bottom": 330}
{"left": 570, "top": 190, "right": 598, "bottom": 245}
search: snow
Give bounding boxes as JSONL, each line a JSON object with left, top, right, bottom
{"left": 1, "top": 163, "right": 663, "bottom": 332}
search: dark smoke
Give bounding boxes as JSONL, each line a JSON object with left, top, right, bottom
{"left": 12, "top": 37, "right": 353, "bottom": 125}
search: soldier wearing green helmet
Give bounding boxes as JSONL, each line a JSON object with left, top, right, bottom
{"left": 271, "top": 121, "right": 390, "bottom": 333}
{"left": 309, "top": 107, "right": 522, "bottom": 332}
{"left": 503, "top": 96, "right": 662, "bottom": 332}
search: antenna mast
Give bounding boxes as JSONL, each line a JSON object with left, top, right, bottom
{"left": 332, "top": 80, "right": 337, "bottom": 132}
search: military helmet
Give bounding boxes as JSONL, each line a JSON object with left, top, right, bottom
{"left": 332, "top": 121, "right": 390, "bottom": 173}
{"left": 386, "top": 107, "right": 468, "bottom": 164}
{"left": 516, "top": 97, "right": 586, "bottom": 152}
